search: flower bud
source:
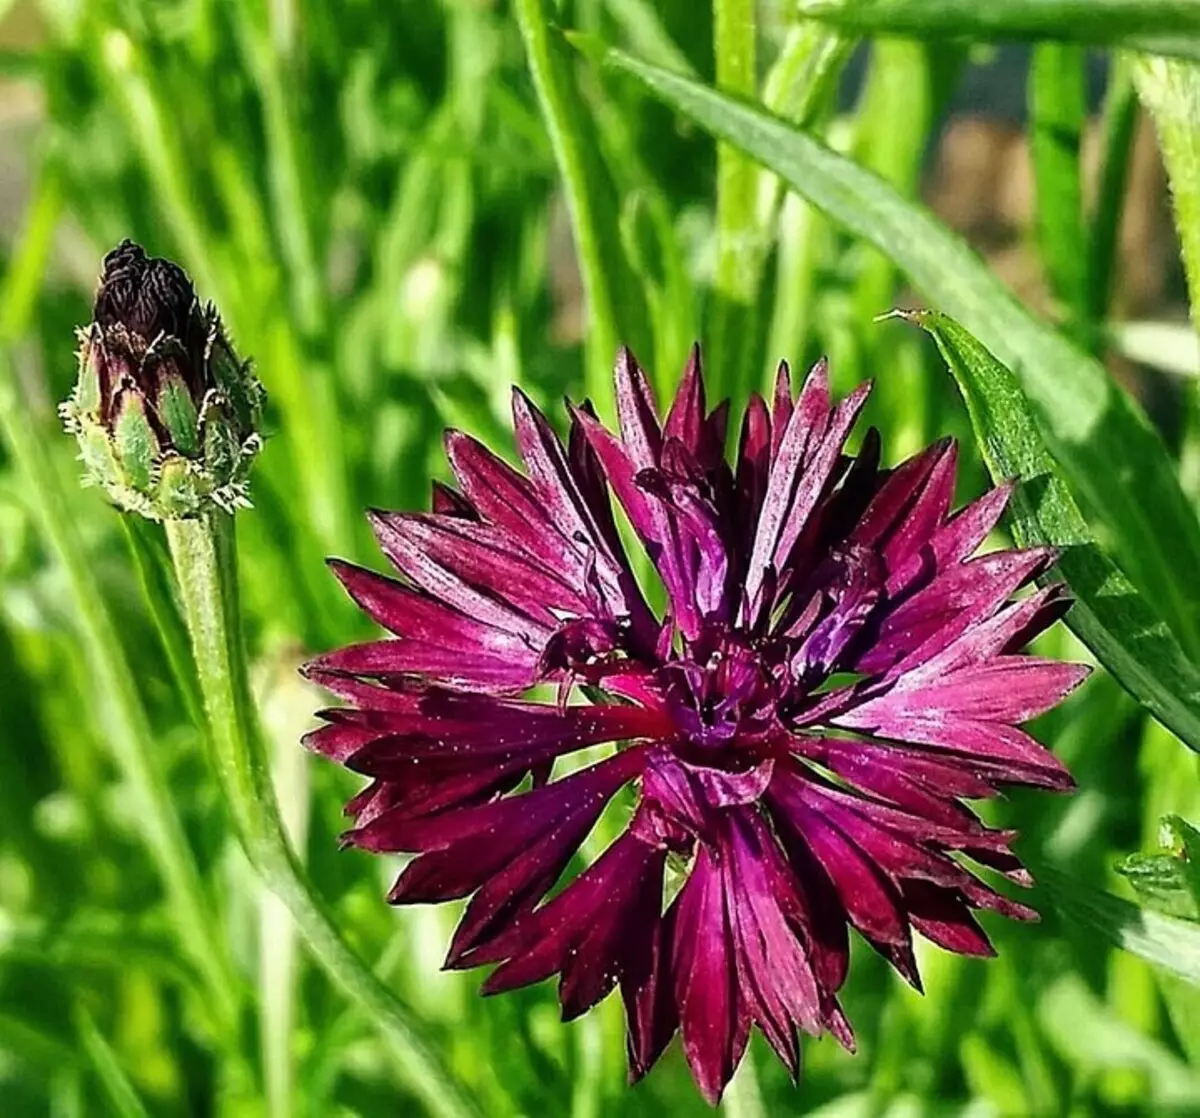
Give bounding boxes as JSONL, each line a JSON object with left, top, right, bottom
{"left": 60, "top": 240, "right": 265, "bottom": 519}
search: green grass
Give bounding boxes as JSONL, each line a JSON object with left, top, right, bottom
{"left": 0, "top": 1, "right": 1198, "bottom": 1115}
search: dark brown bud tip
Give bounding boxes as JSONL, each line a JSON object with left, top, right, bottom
{"left": 94, "top": 238, "right": 198, "bottom": 345}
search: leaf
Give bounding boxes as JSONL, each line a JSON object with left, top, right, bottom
{"left": 76, "top": 1007, "right": 153, "bottom": 1118}
{"left": 514, "top": 0, "right": 647, "bottom": 419}
{"left": 1118, "top": 816, "right": 1200, "bottom": 921}
{"left": 1037, "top": 974, "right": 1200, "bottom": 1104}
{"left": 914, "top": 311, "right": 1200, "bottom": 753}
{"left": 604, "top": 49, "right": 1200, "bottom": 661}
{"left": 792, "top": 0, "right": 1200, "bottom": 60}
{"left": 1029, "top": 44, "right": 1089, "bottom": 325}
{"left": 1038, "top": 866, "right": 1200, "bottom": 986}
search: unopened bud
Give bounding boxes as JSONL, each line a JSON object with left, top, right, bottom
{"left": 60, "top": 240, "right": 265, "bottom": 519}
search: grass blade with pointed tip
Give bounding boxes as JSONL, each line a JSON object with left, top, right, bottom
{"left": 792, "top": 0, "right": 1200, "bottom": 60}
{"left": 602, "top": 49, "right": 1200, "bottom": 661}
{"left": 915, "top": 310, "right": 1200, "bottom": 753}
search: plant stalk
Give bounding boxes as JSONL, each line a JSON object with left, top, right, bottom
{"left": 165, "top": 511, "right": 481, "bottom": 1118}
{"left": 0, "top": 164, "right": 239, "bottom": 1033}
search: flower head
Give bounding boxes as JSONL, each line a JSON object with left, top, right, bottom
{"left": 61, "top": 240, "right": 264, "bottom": 519}
{"left": 307, "top": 347, "right": 1086, "bottom": 1103}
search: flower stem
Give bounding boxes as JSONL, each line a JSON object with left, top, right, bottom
{"left": 0, "top": 164, "right": 239, "bottom": 1033}
{"left": 165, "top": 511, "right": 482, "bottom": 1118}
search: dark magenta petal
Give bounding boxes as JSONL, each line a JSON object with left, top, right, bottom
{"left": 671, "top": 845, "right": 748, "bottom": 1105}
{"left": 725, "top": 811, "right": 824, "bottom": 1077}
{"left": 475, "top": 830, "right": 667, "bottom": 1020}
{"left": 340, "top": 697, "right": 667, "bottom": 780}
{"left": 857, "top": 547, "right": 1054, "bottom": 675}
{"left": 768, "top": 773, "right": 910, "bottom": 946}
{"left": 623, "top": 891, "right": 680, "bottom": 1083}
{"left": 902, "top": 880, "right": 997, "bottom": 957}
{"left": 663, "top": 343, "right": 707, "bottom": 457}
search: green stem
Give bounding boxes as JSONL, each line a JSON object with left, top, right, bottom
{"left": 708, "top": 0, "right": 760, "bottom": 404}
{"left": 1030, "top": 43, "right": 1090, "bottom": 331}
{"left": 756, "top": 24, "right": 854, "bottom": 229}
{"left": 121, "top": 518, "right": 204, "bottom": 729}
{"left": 1134, "top": 57, "right": 1200, "bottom": 329}
{"left": 514, "top": 0, "right": 622, "bottom": 418}
{"left": 1087, "top": 56, "right": 1138, "bottom": 324}
{"left": 0, "top": 166, "right": 239, "bottom": 1033}
{"left": 165, "top": 512, "right": 482, "bottom": 1118}
{"left": 75, "top": 1007, "right": 152, "bottom": 1118}
{"left": 1134, "top": 57, "right": 1200, "bottom": 511}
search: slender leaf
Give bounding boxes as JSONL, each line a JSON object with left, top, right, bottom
{"left": 1088, "top": 58, "right": 1139, "bottom": 323}
{"left": 75, "top": 1008, "right": 152, "bottom": 1118}
{"left": 1030, "top": 44, "right": 1089, "bottom": 327}
{"left": 708, "top": 0, "right": 761, "bottom": 404}
{"left": 793, "top": 0, "right": 1200, "bottom": 60}
{"left": 1038, "top": 867, "right": 1200, "bottom": 986}
{"left": 1136, "top": 58, "right": 1200, "bottom": 329}
{"left": 603, "top": 50, "right": 1200, "bottom": 660}
{"left": 514, "top": 0, "right": 643, "bottom": 419}
{"left": 914, "top": 310, "right": 1200, "bottom": 753}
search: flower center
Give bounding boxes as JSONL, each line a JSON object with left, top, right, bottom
{"left": 658, "top": 631, "right": 780, "bottom": 764}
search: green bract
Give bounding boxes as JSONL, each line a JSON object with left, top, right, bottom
{"left": 60, "top": 240, "right": 264, "bottom": 520}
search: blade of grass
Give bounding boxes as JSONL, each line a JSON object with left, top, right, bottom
{"left": 707, "top": 0, "right": 760, "bottom": 404}
{"left": 1030, "top": 44, "right": 1090, "bottom": 331}
{"left": 604, "top": 49, "right": 1200, "bottom": 660}
{"left": 605, "top": 0, "right": 695, "bottom": 75}
{"left": 912, "top": 310, "right": 1200, "bottom": 753}
{"left": 1087, "top": 56, "right": 1139, "bottom": 324}
{"left": 257, "top": 659, "right": 313, "bottom": 1118}
{"left": 227, "top": 2, "right": 325, "bottom": 337}
{"left": 1134, "top": 58, "right": 1200, "bottom": 510}
{"left": 513, "top": 0, "right": 636, "bottom": 419}
{"left": 1135, "top": 59, "right": 1200, "bottom": 330}
{"left": 792, "top": 0, "right": 1200, "bottom": 59}
{"left": 75, "top": 1007, "right": 152, "bottom": 1118}
{"left": 845, "top": 39, "right": 941, "bottom": 437}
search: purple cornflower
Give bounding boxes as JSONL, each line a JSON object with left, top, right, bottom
{"left": 306, "top": 348, "right": 1086, "bottom": 1103}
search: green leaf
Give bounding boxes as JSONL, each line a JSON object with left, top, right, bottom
{"left": 75, "top": 1007, "right": 152, "bottom": 1118}
{"left": 1038, "top": 866, "right": 1200, "bottom": 986}
{"left": 514, "top": 0, "right": 646, "bottom": 420}
{"left": 1118, "top": 816, "right": 1200, "bottom": 920}
{"left": 793, "top": 0, "right": 1200, "bottom": 60}
{"left": 1030, "top": 44, "right": 1089, "bottom": 327}
{"left": 914, "top": 311, "right": 1200, "bottom": 753}
{"left": 604, "top": 49, "right": 1200, "bottom": 660}
{"left": 1087, "top": 58, "right": 1139, "bottom": 322}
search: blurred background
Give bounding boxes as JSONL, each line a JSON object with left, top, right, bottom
{"left": 0, "top": 1, "right": 1198, "bottom": 1115}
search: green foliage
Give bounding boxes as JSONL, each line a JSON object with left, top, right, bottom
{"left": 0, "top": 1, "right": 1198, "bottom": 1115}
{"left": 794, "top": 0, "right": 1200, "bottom": 58}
